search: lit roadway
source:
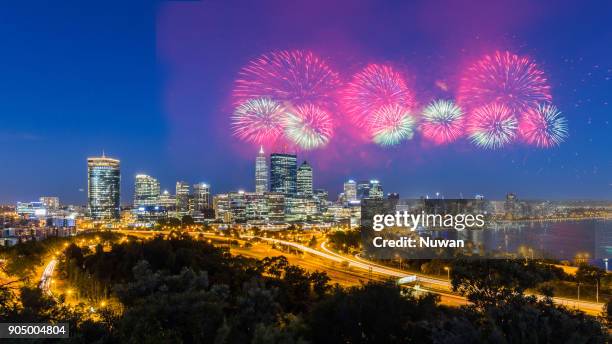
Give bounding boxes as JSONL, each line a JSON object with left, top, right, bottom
{"left": 255, "top": 236, "right": 604, "bottom": 315}
{"left": 39, "top": 258, "right": 57, "bottom": 295}
{"left": 115, "top": 229, "right": 603, "bottom": 314}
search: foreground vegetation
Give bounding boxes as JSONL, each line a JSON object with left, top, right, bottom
{"left": 0, "top": 232, "right": 609, "bottom": 343}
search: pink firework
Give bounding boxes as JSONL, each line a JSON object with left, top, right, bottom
{"left": 284, "top": 104, "right": 334, "bottom": 150}
{"left": 370, "top": 104, "right": 416, "bottom": 146}
{"left": 458, "top": 51, "right": 552, "bottom": 116}
{"left": 421, "top": 100, "right": 465, "bottom": 145}
{"left": 231, "top": 98, "right": 286, "bottom": 145}
{"left": 233, "top": 50, "right": 341, "bottom": 109}
{"left": 467, "top": 103, "right": 518, "bottom": 149}
{"left": 519, "top": 104, "right": 568, "bottom": 148}
{"left": 341, "top": 64, "right": 416, "bottom": 128}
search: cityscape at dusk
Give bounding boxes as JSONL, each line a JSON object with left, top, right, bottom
{"left": 1, "top": 1, "right": 611, "bottom": 342}
{"left": 2, "top": 1, "right": 612, "bottom": 204}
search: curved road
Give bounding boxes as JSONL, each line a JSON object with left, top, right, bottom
{"left": 114, "top": 230, "right": 604, "bottom": 314}
{"left": 258, "top": 236, "right": 604, "bottom": 315}
{"left": 39, "top": 258, "right": 57, "bottom": 295}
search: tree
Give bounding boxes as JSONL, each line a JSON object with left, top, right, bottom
{"left": 181, "top": 215, "right": 195, "bottom": 226}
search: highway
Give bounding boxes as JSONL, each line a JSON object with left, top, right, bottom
{"left": 115, "top": 229, "right": 604, "bottom": 314}
{"left": 39, "top": 258, "right": 57, "bottom": 295}
{"left": 257, "top": 235, "right": 604, "bottom": 315}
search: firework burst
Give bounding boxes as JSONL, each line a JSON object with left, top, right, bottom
{"left": 458, "top": 51, "right": 552, "bottom": 115}
{"left": 233, "top": 50, "right": 341, "bottom": 109}
{"left": 284, "top": 104, "right": 334, "bottom": 150}
{"left": 231, "top": 98, "right": 286, "bottom": 145}
{"left": 519, "top": 104, "right": 568, "bottom": 148}
{"left": 421, "top": 100, "right": 465, "bottom": 144}
{"left": 467, "top": 103, "right": 518, "bottom": 149}
{"left": 370, "top": 104, "right": 416, "bottom": 146}
{"left": 341, "top": 64, "right": 416, "bottom": 128}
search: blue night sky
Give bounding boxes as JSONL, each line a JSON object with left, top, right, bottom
{"left": 1, "top": 1, "right": 611, "bottom": 204}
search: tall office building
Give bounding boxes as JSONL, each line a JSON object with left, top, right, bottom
{"left": 265, "top": 192, "right": 285, "bottom": 223}
{"left": 175, "top": 181, "right": 191, "bottom": 214}
{"left": 270, "top": 153, "right": 297, "bottom": 196}
{"left": 133, "top": 174, "right": 160, "bottom": 207}
{"left": 255, "top": 146, "right": 268, "bottom": 193}
{"left": 357, "top": 180, "right": 371, "bottom": 199}
{"left": 213, "top": 193, "right": 231, "bottom": 223}
{"left": 368, "top": 180, "right": 383, "bottom": 199}
{"left": 343, "top": 180, "right": 357, "bottom": 202}
{"left": 87, "top": 155, "right": 120, "bottom": 220}
{"left": 192, "top": 183, "right": 211, "bottom": 211}
{"left": 296, "top": 161, "right": 313, "bottom": 196}
{"left": 159, "top": 190, "right": 175, "bottom": 210}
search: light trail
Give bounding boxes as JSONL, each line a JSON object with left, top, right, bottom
{"left": 39, "top": 258, "right": 57, "bottom": 295}
{"left": 114, "top": 229, "right": 604, "bottom": 314}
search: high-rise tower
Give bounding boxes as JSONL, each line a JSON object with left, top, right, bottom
{"left": 87, "top": 154, "right": 121, "bottom": 220}
{"left": 297, "top": 161, "right": 313, "bottom": 196}
{"left": 343, "top": 179, "right": 357, "bottom": 202}
{"left": 270, "top": 153, "right": 297, "bottom": 196}
{"left": 255, "top": 146, "right": 268, "bottom": 193}
{"left": 175, "top": 181, "right": 191, "bottom": 215}
{"left": 134, "top": 174, "right": 160, "bottom": 207}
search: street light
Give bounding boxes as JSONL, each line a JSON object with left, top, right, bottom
{"left": 444, "top": 266, "right": 450, "bottom": 282}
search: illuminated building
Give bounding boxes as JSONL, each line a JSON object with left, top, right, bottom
{"left": 213, "top": 194, "right": 231, "bottom": 223}
{"left": 286, "top": 196, "right": 318, "bottom": 222}
{"left": 133, "top": 174, "right": 160, "bottom": 207}
{"left": 191, "top": 183, "right": 213, "bottom": 222}
{"left": 192, "top": 183, "right": 211, "bottom": 210}
{"left": 343, "top": 180, "right": 357, "bottom": 202}
{"left": 270, "top": 153, "right": 297, "bottom": 196}
{"left": 297, "top": 161, "right": 313, "bottom": 196}
{"left": 39, "top": 197, "right": 60, "bottom": 210}
{"left": 313, "top": 189, "right": 329, "bottom": 212}
{"left": 265, "top": 192, "right": 285, "bottom": 223}
{"left": 357, "top": 180, "right": 371, "bottom": 199}
{"left": 175, "top": 181, "right": 190, "bottom": 215}
{"left": 87, "top": 155, "right": 120, "bottom": 220}
{"left": 368, "top": 180, "right": 383, "bottom": 199}
{"left": 255, "top": 146, "right": 268, "bottom": 193}
{"left": 16, "top": 201, "right": 47, "bottom": 219}
{"left": 159, "top": 190, "right": 175, "bottom": 210}
{"left": 229, "top": 191, "right": 247, "bottom": 223}
{"left": 245, "top": 192, "right": 267, "bottom": 222}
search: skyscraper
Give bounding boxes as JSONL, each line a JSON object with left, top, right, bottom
{"left": 192, "top": 182, "right": 211, "bottom": 211}
{"left": 357, "top": 180, "right": 371, "bottom": 199}
{"left": 175, "top": 181, "right": 190, "bottom": 215}
{"left": 134, "top": 174, "right": 160, "bottom": 207}
{"left": 159, "top": 190, "right": 175, "bottom": 210}
{"left": 343, "top": 179, "right": 357, "bottom": 202}
{"left": 296, "top": 161, "right": 313, "bottom": 196}
{"left": 270, "top": 153, "right": 297, "bottom": 196}
{"left": 87, "top": 155, "right": 120, "bottom": 220}
{"left": 255, "top": 146, "right": 268, "bottom": 193}
{"left": 368, "top": 180, "right": 383, "bottom": 199}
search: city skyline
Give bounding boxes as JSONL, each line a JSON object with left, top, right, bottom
{"left": 2, "top": 1, "right": 612, "bottom": 203}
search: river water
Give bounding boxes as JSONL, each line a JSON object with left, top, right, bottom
{"left": 451, "top": 219, "right": 612, "bottom": 267}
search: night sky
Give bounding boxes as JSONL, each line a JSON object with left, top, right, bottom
{"left": 1, "top": 1, "right": 611, "bottom": 204}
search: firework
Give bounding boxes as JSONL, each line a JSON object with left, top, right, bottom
{"left": 519, "top": 104, "right": 568, "bottom": 147}
{"left": 370, "top": 104, "right": 416, "bottom": 146}
{"left": 341, "top": 64, "right": 416, "bottom": 128}
{"left": 421, "top": 100, "right": 465, "bottom": 144}
{"left": 284, "top": 104, "right": 334, "bottom": 150}
{"left": 233, "top": 50, "right": 341, "bottom": 109}
{"left": 467, "top": 103, "right": 518, "bottom": 149}
{"left": 231, "top": 98, "right": 286, "bottom": 145}
{"left": 458, "top": 51, "right": 552, "bottom": 115}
